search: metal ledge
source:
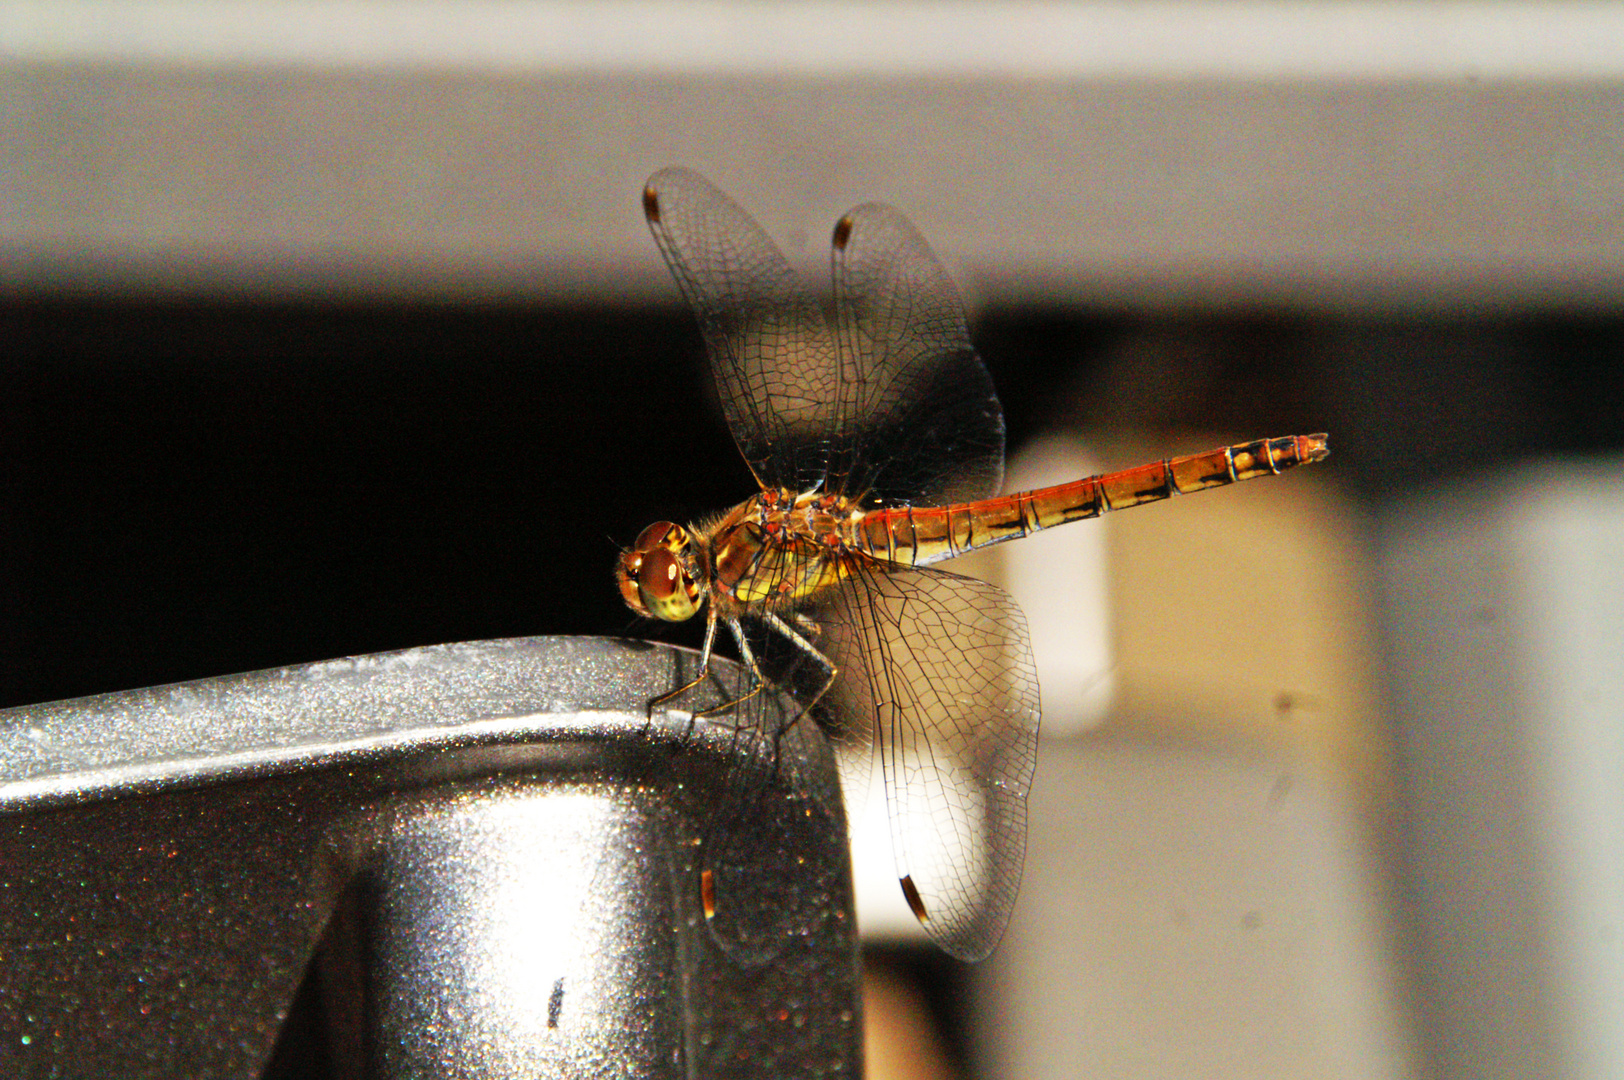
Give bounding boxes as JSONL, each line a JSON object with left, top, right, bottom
{"left": 0, "top": 636, "right": 861, "bottom": 1079}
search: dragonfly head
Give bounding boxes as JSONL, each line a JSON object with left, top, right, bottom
{"left": 617, "top": 521, "right": 703, "bottom": 622}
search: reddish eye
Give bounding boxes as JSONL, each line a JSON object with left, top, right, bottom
{"left": 634, "top": 521, "right": 687, "bottom": 553}
{"left": 639, "top": 548, "right": 679, "bottom": 600}
{"left": 636, "top": 547, "right": 700, "bottom": 622}
{"left": 616, "top": 551, "right": 645, "bottom": 611}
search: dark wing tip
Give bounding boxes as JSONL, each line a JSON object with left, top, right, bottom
{"left": 700, "top": 867, "right": 716, "bottom": 919}
{"left": 832, "top": 213, "right": 855, "bottom": 251}
{"left": 643, "top": 183, "right": 662, "bottom": 224}
{"left": 900, "top": 874, "right": 929, "bottom": 923}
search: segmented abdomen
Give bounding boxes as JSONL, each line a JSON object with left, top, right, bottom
{"left": 855, "top": 433, "right": 1329, "bottom": 567}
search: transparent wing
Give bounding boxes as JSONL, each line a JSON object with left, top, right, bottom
{"left": 696, "top": 677, "right": 845, "bottom": 966}
{"left": 643, "top": 167, "right": 840, "bottom": 493}
{"left": 645, "top": 168, "right": 1005, "bottom": 506}
{"left": 831, "top": 203, "right": 1005, "bottom": 506}
{"left": 731, "top": 587, "right": 879, "bottom": 828}
{"left": 815, "top": 559, "right": 1039, "bottom": 961}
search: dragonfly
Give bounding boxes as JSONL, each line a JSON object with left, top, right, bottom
{"left": 618, "top": 167, "right": 1329, "bottom": 962}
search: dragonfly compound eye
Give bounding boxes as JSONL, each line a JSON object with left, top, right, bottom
{"left": 636, "top": 546, "right": 701, "bottom": 622}
{"left": 633, "top": 520, "right": 689, "bottom": 554}
{"left": 615, "top": 549, "right": 648, "bottom": 615}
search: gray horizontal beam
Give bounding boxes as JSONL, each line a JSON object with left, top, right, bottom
{"left": 4, "top": 3, "right": 1621, "bottom": 311}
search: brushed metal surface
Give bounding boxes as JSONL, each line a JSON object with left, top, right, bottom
{"left": 0, "top": 635, "right": 861, "bottom": 1079}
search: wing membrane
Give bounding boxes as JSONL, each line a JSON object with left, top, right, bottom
{"left": 698, "top": 685, "right": 844, "bottom": 964}
{"left": 643, "top": 167, "right": 839, "bottom": 493}
{"left": 646, "top": 169, "right": 1004, "bottom": 506}
{"left": 831, "top": 203, "right": 1005, "bottom": 505}
{"left": 814, "top": 560, "right": 1039, "bottom": 961}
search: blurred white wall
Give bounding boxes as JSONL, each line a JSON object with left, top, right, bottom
{"left": 978, "top": 735, "right": 1413, "bottom": 1080}
{"left": 1382, "top": 463, "right": 1624, "bottom": 1080}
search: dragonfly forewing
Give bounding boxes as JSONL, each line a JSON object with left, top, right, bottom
{"left": 644, "top": 167, "right": 840, "bottom": 494}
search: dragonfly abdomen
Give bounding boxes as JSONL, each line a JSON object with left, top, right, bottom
{"left": 856, "top": 433, "right": 1329, "bottom": 566}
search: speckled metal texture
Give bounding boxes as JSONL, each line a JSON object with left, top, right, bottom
{"left": 0, "top": 636, "right": 862, "bottom": 1079}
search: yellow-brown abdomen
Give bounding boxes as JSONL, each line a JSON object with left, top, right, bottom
{"left": 857, "top": 433, "right": 1329, "bottom": 566}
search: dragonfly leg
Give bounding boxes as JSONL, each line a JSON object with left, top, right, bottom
{"left": 758, "top": 612, "right": 840, "bottom": 717}
{"left": 649, "top": 611, "right": 722, "bottom": 717}
{"left": 690, "top": 618, "right": 768, "bottom": 720}
{"left": 743, "top": 612, "right": 843, "bottom": 779}
{"left": 675, "top": 612, "right": 839, "bottom": 734}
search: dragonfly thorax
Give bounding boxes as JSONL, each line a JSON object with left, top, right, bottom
{"left": 703, "top": 490, "right": 854, "bottom": 611}
{"left": 619, "top": 490, "right": 865, "bottom": 625}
